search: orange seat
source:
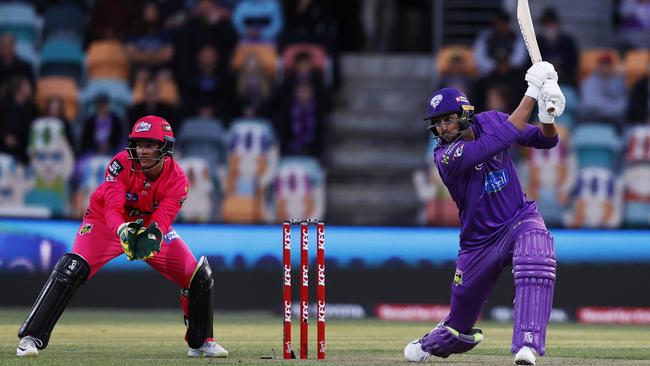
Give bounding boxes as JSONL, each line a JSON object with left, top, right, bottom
{"left": 436, "top": 45, "right": 477, "bottom": 77}
{"left": 132, "top": 78, "right": 179, "bottom": 106}
{"left": 231, "top": 43, "right": 278, "bottom": 79}
{"left": 282, "top": 43, "right": 327, "bottom": 72}
{"left": 623, "top": 49, "right": 649, "bottom": 87}
{"left": 35, "top": 76, "right": 78, "bottom": 121}
{"left": 578, "top": 48, "right": 621, "bottom": 82}
{"left": 86, "top": 40, "right": 130, "bottom": 81}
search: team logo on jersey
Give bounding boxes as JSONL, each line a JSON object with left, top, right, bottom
{"left": 430, "top": 94, "right": 443, "bottom": 109}
{"left": 453, "top": 268, "right": 463, "bottom": 286}
{"left": 135, "top": 121, "right": 152, "bottom": 132}
{"left": 125, "top": 192, "right": 138, "bottom": 201}
{"left": 79, "top": 223, "right": 93, "bottom": 236}
{"left": 163, "top": 229, "right": 179, "bottom": 243}
{"left": 108, "top": 160, "right": 123, "bottom": 176}
{"left": 483, "top": 169, "right": 509, "bottom": 194}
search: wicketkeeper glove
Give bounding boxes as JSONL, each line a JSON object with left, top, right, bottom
{"left": 131, "top": 222, "right": 163, "bottom": 260}
{"left": 118, "top": 219, "right": 144, "bottom": 260}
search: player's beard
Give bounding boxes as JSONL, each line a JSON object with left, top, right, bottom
{"left": 440, "top": 128, "right": 469, "bottom": 144}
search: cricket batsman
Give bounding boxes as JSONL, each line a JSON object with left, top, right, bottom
{"left": 16, "top": 115, "right": 228, "bottom": 358}
{"left": 404, "top": 61, "right": 565, "bottom": 365}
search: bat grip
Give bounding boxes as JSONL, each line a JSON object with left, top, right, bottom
{"left": 546, "top": 101, "right": 556, "bottom": 114}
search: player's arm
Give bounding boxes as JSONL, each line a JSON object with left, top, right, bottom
{"left": 436, "top": 118, "right": 520, "bottom": 179}
{"left": 102, "top": 157, "right": 129, "bottom": 234}
{"left": 151, "top": 176, "right": 189, "bottom": 234}
{"left": 517, "top": 123, "right": 558, "bottom": 149}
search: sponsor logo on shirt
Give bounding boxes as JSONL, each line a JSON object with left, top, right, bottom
{"left": 453, "top": 144, "right": 464, "bottom": 159}
{"left": 79, "top": 223, "right": 93, "bottom": 236}
{"left": 125, "top": 192, "right": 138, "bottom": 201}
{"left": 474, "top": 163, "right": 484, "bottom": 170}
{"left": 135, "top": 121, "right": 152, "bottom": 132}
{"left": 164, "top": 229, "right": 179, "bottom": 243}
{"left": 453, "top": 269, "right": 463, "bottom": 286}
{"left": 483, "top": 169, "right": 509, "bottom": 194}
{"left": 108, "top": 160, "right": 123, "bottom": 176}
{"left": 106, "top": 174, "right": 116, "bottom": 182}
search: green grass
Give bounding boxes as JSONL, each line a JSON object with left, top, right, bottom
{"left": 2, "top": 308, "right": 650, "bottom": 365}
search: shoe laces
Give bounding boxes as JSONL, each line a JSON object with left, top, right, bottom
{"left": 20, "top": 336, "right": 43, "bottom": 348}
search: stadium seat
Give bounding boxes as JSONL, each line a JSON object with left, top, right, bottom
{"left": 132, "top": 77, "right": 179, "bottom": 106}
{"left": 282, "top": 43, "right": 327, "bottom": 73}
{"left": 0, "top": 153, "right": 28, "bottom": 209}
{"left": 563, "top": 166, "right": 623, "bottom": 228}
{"left": 435, "top": 45, "right": 477, "bottom": 77}
{"left": 578, "top": 48, "right": 621, "bottom": 82}
{"left": 43, "top": 4, "right": 86, "bottom": 42}
{"left": 178, "top": 157, "right": 218, "bottom": 223}
{"left": 572, "top": 123, "right": 620, "bottom": 170}
{"left": 232, "top": 0, "right": 284, "bottom": 42}
{"left": 69, "top": 155, "right": 111, "bottom": 219}
{"left": 14, "top": 39, "right": 38, "bottom": 73}
{"left": 221, "top": 118, "right": 279, "bottom": 224}
{"left": 86, "top": 40, "right": 130, "bottom": 81}
{"left": 623, "top": 49, "right": 649, "bottom": 87}
{"left": 274, "top": 156, "right": 326, "bottom": 222}
{"left": 35, "top": 77, "right": 79, "bottom": 121}
{"left": 623, "top": 126, "right": 650, "bottom": 164}
{"left": 80, "top": 78, "right": 132, "bottom": 120}
{"left": 522, "top": 125, "right": 575, "bottom": 226}
{"left": 0, "top": 2, "right": 40, "bottom": 46}
{"left": 176, "top": 117, "right": 227, "bottom": 172}
{"left": 231, "top": 43, "right": 278, "bottom": 79}
{"left": 25, "top": 117, "right": 76, "bottom": 218}
{"left": 557, "top": 84, "right": 578, "bottom": 127}
{"left": 39, "top": 39, "right": 85, "bottom": 82}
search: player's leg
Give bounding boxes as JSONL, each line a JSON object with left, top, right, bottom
{"left": 145, "top": 229, "right": 227, "bottom": 358}
{"left": 405, "top": 245, "right": 503, "bottom": 361}
{"left": 511, "top": 228, "right": 556, "bottom": 364}
{"left": 17, "top": 253, "right": 89, "bottom": 356}
{"left": 16, "top": 221, "right": 122, "bottom": 356}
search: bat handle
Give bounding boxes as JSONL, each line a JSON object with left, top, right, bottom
{"left": 546, "top": 101, "right": 556, "bottom": 114}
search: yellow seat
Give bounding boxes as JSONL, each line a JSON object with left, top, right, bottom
{"left": 578, "top": 48, "right": 621, "bottom": 82}
{"left": 86, "top": 40, "right": 130, "bottom": 81}
{"left": 231, "top": 43, "right": 278, "bottom": 79}
{"left": 435, "top": 45, "right": 477, "bottom": 77}
{"left": 623, "top": 49, "right": 649, "bottom": 87}
{"left": 132, "top": 78, "right": 179, "bottom": 106}
{"left": 35, "top": 76, "right": 78, "bottom": 121}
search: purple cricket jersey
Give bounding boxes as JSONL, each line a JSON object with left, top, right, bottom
{"left": 434, "top": 111, "right": 558, "bottom": 249}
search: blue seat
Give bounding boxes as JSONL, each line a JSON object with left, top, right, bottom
{"left": 572, "top": 123, "right": 620, "bottom": 170}
{"left": 624, "top": 202, "right": 650, "bottom": 227}
{"left": 39, "top": 39, "right": 84, "bottom": 81}
{"left": 43, "top": 5, "right": 85, "bottom": 42}
{"left": 177, "top": 117, "right": 228, "bottom": 171}
{"left": 557, "top": 84, "right": 578, "bottom": 128}
{"left": 0, "top": 3, "right": 40, "bottom": 45}
{"left": 80, "top": 79, "right": 132, "bottom": 120}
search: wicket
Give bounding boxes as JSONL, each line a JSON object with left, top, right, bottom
{"left": 282, "top": 219, "right": 326, "bottom": 360}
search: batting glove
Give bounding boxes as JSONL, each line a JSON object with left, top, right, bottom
{"left": 525, "top": 61, "right": 558, "bottom": 100}
{"left": 538, "top": 79, "right": 565, "bottom": 124}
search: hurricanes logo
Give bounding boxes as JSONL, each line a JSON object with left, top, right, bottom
{"left": 430, "top": 94, "right": 443, "bottom": 109}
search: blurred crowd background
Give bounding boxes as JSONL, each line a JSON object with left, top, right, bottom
{"left": 0, "top": 0, "right": 648, "bottom": 229}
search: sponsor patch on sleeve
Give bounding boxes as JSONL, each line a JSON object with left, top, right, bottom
{"left": 108, "top": 159, "right": 124, "bottom": 177}
{"left": 163, "top": 229, "right": 179, "bottom": 243}
{"left": 79, "top": 223, "right": 93, "bottom": 235}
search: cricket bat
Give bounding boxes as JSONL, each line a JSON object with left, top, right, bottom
{"left": 516, "top": 0, "right": 556, "bottom": 114}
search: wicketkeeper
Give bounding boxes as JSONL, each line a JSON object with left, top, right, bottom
{"left": 16, "top": 115, "right": 228, "bottom": 358}
{"left": 404, "top": 62, "right": 565, "bottom": 365}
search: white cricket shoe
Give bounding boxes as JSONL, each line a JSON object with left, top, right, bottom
{"left": 188, "top": 338, "right": 228, "bottom": 358}
{"left": 16, "top": 336, "right": 40, "bottom": 357}
{"left": 514, "top": 346, "right": 536, "bottom": 365}
{"left": 404, "top": 339, "right": 430, "bottom": 362}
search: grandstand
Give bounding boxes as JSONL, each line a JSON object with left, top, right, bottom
{"left": 0, "top": 0, "right": 647, "bottom": 229}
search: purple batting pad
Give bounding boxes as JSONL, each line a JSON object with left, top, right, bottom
{"left": 511, "top": 228, "right": 556, "bottom": 356}
{"left": 420, "top": 326, "right": 483, "bottom": 358}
